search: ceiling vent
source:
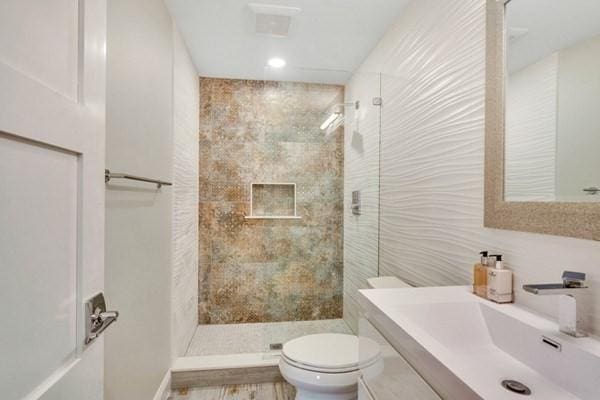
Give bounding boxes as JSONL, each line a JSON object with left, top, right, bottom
{"left": 248, "top": 3, "right": 301, "bottom": 38}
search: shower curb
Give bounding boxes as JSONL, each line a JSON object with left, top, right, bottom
{"left": 171, "top": 353, "right": 283, "bottom": 390}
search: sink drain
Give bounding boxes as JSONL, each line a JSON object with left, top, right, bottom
{"left": 501, "top": 380, "right": 532, "bottom": 396}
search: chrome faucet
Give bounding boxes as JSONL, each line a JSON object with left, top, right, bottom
{"left": 523, "top": 271, "right": 589, "bottom": 338}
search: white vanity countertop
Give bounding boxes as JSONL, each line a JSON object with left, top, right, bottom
{"left": 359, "top": 286, "right": 600, "bottom": 400}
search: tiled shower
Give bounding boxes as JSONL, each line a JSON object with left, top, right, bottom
{"left": 197, "top": 78, "right": 345, "bottom": 329}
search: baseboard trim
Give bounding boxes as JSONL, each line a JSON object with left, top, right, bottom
{"left": 153, "top": 369, "right": 172, "bottom": 400}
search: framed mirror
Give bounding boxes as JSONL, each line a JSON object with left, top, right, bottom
{"left": 485, "top": 0, "right": 600, "bottom": 240}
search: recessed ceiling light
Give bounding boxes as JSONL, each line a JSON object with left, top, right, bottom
{"left": 268, "top": 58, "right": 286, "bottom": 68}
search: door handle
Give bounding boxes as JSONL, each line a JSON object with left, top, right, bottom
{"left": 85, "top": 293, "right": 119, "bottom": 345}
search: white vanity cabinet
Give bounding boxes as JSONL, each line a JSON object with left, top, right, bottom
{"left": 358, "top": 317, "right": 441, "bottom": 400}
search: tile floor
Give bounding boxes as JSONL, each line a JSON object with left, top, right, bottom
{"left": 168, "top": 383, "right": 295, "bottom": 400}
{"left": 185, "top": 319, "right": 352, "bottom": 356}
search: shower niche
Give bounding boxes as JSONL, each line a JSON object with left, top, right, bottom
{"left": 245, "top": 182, "right": 301, "bottom": 220}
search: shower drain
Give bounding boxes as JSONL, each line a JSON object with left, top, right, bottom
{"left": 501, "top": 380, "right": 532, "bottom": 395}
{"left": 269, "top": 343, "right": 283, "bottom": 351}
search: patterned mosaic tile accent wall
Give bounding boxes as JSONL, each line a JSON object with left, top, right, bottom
{"left": 199, "top": 78, "right": 344, "bottom": 324}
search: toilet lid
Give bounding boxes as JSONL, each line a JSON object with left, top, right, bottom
{"left": 282, "top": 334, "right": 380, "bottom": 372}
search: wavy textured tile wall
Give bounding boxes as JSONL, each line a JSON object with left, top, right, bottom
{"left": 376, "top": 0, "right": 488, "bottom": 289}
{"left": 172, "top": 28, "right": 199, "bottom": 357}
{"left": 345, "top": 0, "right": 600, "bottom": 335}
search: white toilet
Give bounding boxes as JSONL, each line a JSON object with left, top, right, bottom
{"left": 279, "top": 277, "right": 410, "bottom": 399}
{"left": 279, "top": 333, "right": 381, "bottom": 400}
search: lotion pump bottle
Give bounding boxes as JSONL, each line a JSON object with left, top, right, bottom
{"left": 487, "top": 255, "right": 513, "bottom": 303}
{"left": 473, "top": 251, "right": 488, "bottom": 298}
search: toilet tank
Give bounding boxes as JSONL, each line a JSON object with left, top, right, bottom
{"left": 366, "top": 276, "right": 411, "bottom": 289}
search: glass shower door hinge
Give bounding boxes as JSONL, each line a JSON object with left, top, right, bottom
{"left": 373, "top": 97, "right": 383, "bottom": 106}
{"left": 352, "top": 190, "right": 361, "bottom": 215}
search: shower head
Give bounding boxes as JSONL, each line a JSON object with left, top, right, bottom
{"left": 319, "top": 101, "right": 359, "bottom": 131}
{"left": 320, "top": 112, "right": 342, "bottom": 131}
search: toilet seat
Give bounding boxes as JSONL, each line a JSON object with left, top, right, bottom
{"left": 281, "top": 334, "right": 380, "bottom": 373}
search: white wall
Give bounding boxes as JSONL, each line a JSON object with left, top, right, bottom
{"left": 105, "top": 0, "right": 178, "bottom": 398}
{"left": 505, "top": 35, "right": 600, "bottom": 202}
{"left": 556, "top": 35, "right": 600, "bottom": 201}
{"left": 171, "top": 27, "right": 199, "bottom": 358}
{"left": 344, "top": 0, "right": 600, "bottom": 335}
{"left": 505, "top": 54, "right": 558, "bottom": 202}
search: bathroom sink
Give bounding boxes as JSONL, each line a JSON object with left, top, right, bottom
{"left": 359, "top": 286, "right": 600, "bottom": 400}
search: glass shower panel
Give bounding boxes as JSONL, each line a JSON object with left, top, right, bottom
{"left": 343, "top": 71, "right": 382, "bottom": 333}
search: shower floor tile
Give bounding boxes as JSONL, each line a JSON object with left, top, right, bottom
{"left": 186, "top": 319, "right": 351, "bottom": 356}
{"left": 168, "top": 382, "right": 295, "bottom": 400}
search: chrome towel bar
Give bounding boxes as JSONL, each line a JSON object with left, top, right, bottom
{"left": 105, "top": 169, "right": 172, "bottom": 188}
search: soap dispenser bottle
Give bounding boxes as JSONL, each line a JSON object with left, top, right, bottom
{"left": 487, "top": 255, "right": 513, "bottom": 303}
{"left": 473, "top": 251, "right": 489, "bottom": 298}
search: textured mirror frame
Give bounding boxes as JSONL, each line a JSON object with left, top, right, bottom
{"left": 484, "top": 0, "right": 600, "bottom": 241}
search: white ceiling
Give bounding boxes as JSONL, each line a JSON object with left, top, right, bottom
{"left": 507, "top": 0, "right": 600, "bottom": 73}
{"left": 165, "top": 0, "right": 411, "bottom": 84}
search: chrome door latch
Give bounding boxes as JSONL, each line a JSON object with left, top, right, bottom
{"left": 85, "top": 292, "right": 119, "bottom": 345}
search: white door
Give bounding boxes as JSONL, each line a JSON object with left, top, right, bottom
{"left": 0, "top": 1, "right": 107, "bottom": 399}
